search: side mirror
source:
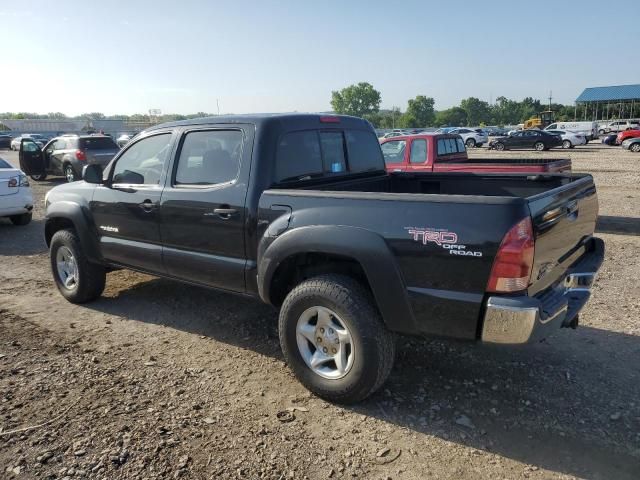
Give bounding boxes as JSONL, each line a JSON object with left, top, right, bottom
{"left": 82, "top": 164, "right": 103, "bottom": 184}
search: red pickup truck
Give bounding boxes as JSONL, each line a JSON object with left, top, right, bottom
{"left": 381, "top": 133, "right": 571, "bottom": 173}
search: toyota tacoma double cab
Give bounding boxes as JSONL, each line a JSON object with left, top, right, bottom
{"left": 40, "top": 114, "right": 604, "bottom": 403}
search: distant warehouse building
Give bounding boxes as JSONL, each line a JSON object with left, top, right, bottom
{"left": 0, "top": 118, "right": 150, "bottom": 138}
{"left": 576, "top": 84, "right": 640, "bottom": 121}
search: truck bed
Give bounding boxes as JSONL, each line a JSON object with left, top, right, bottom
{"left": 261, "top": 172, "right": 598, "bottom": 339}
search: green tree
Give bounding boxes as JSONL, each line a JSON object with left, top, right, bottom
{"left": 460, "top": 97, "right": 491, "bottom": 126}
{"left": 434, "top": 107, "right": 467, "bottom": 127}
{"left": 404, "top": 95, "right": 435, "bottom": 127}
{"left": 491, "top": 96, "right": 521, "bottom": 125}
{"left": 331, "top": 82, "right": 381, "bottom": 118}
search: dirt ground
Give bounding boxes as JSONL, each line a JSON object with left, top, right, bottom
{"left": 1, "top": 143, "right": 639, "bottom": 480}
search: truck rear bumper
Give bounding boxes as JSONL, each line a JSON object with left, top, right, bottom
{"left": 481, "top": 237, "right": 604, "bottom": 344}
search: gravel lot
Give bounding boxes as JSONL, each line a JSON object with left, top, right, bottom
{"left": 1, "top": 144, "right": 639, "bottom": 480}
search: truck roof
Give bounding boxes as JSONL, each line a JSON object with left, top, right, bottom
{"left": 145, "top": 113, "right": 373, "bottom": 132}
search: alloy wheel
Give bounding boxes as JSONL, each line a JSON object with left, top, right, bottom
{"left": 295, "top": 306, "right": 354, "bottom": 380}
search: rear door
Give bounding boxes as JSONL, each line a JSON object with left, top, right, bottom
{"left": 18, "top": 139, "right": 45, "bottom": 176}
{"left": 90, "top": 131, "right": 175, "bottom": 272}
{"left": 407, "top": 137, "right": 429, "bottom": 171}
{"left": 159, "top": 125, "right": 253, "bottom": 292}
{"left": 527, "top": 176, "right": 599, "bottom": 295}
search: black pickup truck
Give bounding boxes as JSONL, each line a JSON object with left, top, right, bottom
{"left": 41, "top": 114, "right": 604, "bottom": 403}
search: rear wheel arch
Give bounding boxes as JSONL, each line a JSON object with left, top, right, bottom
{"left": 259, "top": 226, "right": 416, "bottom": 334}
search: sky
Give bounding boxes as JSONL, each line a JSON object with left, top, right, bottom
{"left": 1, "top": 0, "right": 639, "bottom": 116}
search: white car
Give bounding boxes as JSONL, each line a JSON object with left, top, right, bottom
{"left": 545, "top": 129, "right": 586, "bottom": 149}
{"left": 10, "top": 134, "right": 46, "bottom": 151}
{"left": 0, "top": 156, "right": 33, "bottom": 225}
{"left": 116, "top": 133, "right": 136, "bottom": 148}
{"left": 447, "top": 128, "right": 488, "bottom": 148}
{"left": 599, "top": 120, "right": 640, "bottom": 134}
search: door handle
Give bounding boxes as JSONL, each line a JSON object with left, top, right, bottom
{"left": 139, "top": 200, "right": 156, "bottom": 212}
{"left": 213, "top": 207, "right": 237, "bottom": 219}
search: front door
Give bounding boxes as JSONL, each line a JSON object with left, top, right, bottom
{"left": 159, "top": 127, "right": 251, "bottom": 292}
{"left": 90, "top": 131, "right": 174, "bottom": 273}
{"left": 380, "top": 139, "right": 408, "bottom": 172}
{"left": 18, "top": 139, "right": 45, "bottom": 176}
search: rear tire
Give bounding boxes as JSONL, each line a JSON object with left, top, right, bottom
{"left": 9, "top": 212, "right": 32, "bottom": 226}
{"left": 534, "top": 141, "right": 545, "bottom": 151}
{"left": 279, "top": 274, "right": 395, "bottom": 404}
{"left": 631, "top": 143, "right": 640, "bottom": 153}
{"left": 30, "top": 173, "right": 47, "bottom": 181}
{"left": 50, "top": 229, "right": 106, "bottom": 303}
{"left": 64, "top": 164, "right": 77, "bottom": 183}
{"left": 599, "top": 129, "right": 605, "bottom": 135}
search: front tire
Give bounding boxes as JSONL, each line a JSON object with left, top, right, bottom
{"left": 279, "top": 274, "right": 395, "bottom": 404}
{"left": 9, "top": 212, "right": 32, "bottom": 226}
{"left": 494, "top": 142, "right": 505, "bottom": 151}
{"left": 631, "top": 143, "right": 640, "bottom": 153}
{"left": 599, "top": 129, "right": 605, "bottom": 135}
{"left": 562, "top": 139, "right": 572, "bottom": 149}
{"left": 465, "top": 138, "right": 476, "bottom": 148}
{"left": 50, "top": 229, "right": 106, "bottom": 303}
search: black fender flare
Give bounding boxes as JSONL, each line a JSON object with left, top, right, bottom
{"left": 258, "top": 225, "right": 417, "bottom": 334}
{"left": 45, "top": 201, "right": 102, "bottom": 263}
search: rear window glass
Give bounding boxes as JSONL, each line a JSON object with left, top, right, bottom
{"left": 345, "top": 130, "right": 385, "bottom": 172}
{"left": 276, "top": 129, "right": 383, "bottom": 182}
{"left": 0, "top": 158, "right": 12, "bottom": 168}
{"left": 79, "top": 137, "right": 118, "bottom": 150}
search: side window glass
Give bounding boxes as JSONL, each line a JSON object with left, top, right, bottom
{"left": 437, "top": 139, "right": 446, "bottom": 155}
{"left": 276, "top": 131, "right": 322, "bottom": 181}
{"left": 446, "top": 138, "right": 457, "bottom": 153}
{"left": 456, "top": 138, "right": 466, "bottom": 152}
{"left": 409, "top": 139, "right": 427, "bottom": 164}
{"left": 175, "top": 130, "right": 243, "bottom": 185}
{"left": 381, "top": 140, "right": 406, "bottom": 165}
{"left": 54, "top": 139, "right": 67, "bottom": 150}
{"left": 112, "top": 133, "right": 172, "bottom": 185}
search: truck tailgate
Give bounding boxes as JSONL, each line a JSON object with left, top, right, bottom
{"left": 527, "top": 175, "right": 598, "bottom": 295}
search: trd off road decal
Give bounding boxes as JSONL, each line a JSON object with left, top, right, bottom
{"left": 406, "top": 227, "right": 482, "bottom": 257}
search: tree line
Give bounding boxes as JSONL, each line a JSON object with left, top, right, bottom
{"left": 330, "top": 82, "right": 602, "bottom": 128}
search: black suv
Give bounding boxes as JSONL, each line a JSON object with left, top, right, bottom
{"left": 21, "top": 135, "right": 120, "bottom": 182}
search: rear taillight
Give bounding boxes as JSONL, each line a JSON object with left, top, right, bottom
{"left": 487, "top": 217, "right": 535, "bottom": 293}
{"left": 75, "top": 150, "right": 86, "bottom": 161}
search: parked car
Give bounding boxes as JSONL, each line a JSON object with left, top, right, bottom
{"left": 601, "top": 133, "right": 618, "bottom": 145}
{"left": 20, "top": 135, "right": 120, "bottom": 182}
{"left": 10, "top": 134, "right": 46, "bottom": 150}
{"left": 544, "top": 129, "right": 587, "bottom": 149}
{"left": 0, "top": 156, "right": 33, "bottom": 225}
{"left": 381, "top": 133, "right": 571, "bottom": 173}
{"left": 621, "top": 137, "right": 640, "bottom": 152}
{"left": 0, "top": 134, "right": 12, "bottom": 149}
{"left": 39, "top": 113, "right": 604, "bottom": 403}
{"left": 116, "top": 133, "right": 135, "bottom": 148}
{"left": 447, "top": 128, "right": 488, "bottom": 148}
{"left": 615, "top": 128, "right": 640, "bottom": 145}
{"left": 599, "top": 120, "right": 639, "bottom": 134}
{"left": 489, "top": 129, "right": 563, "bottom": 151}
{"left": 544, "top": 121, "right": 597, "bottom": 141}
